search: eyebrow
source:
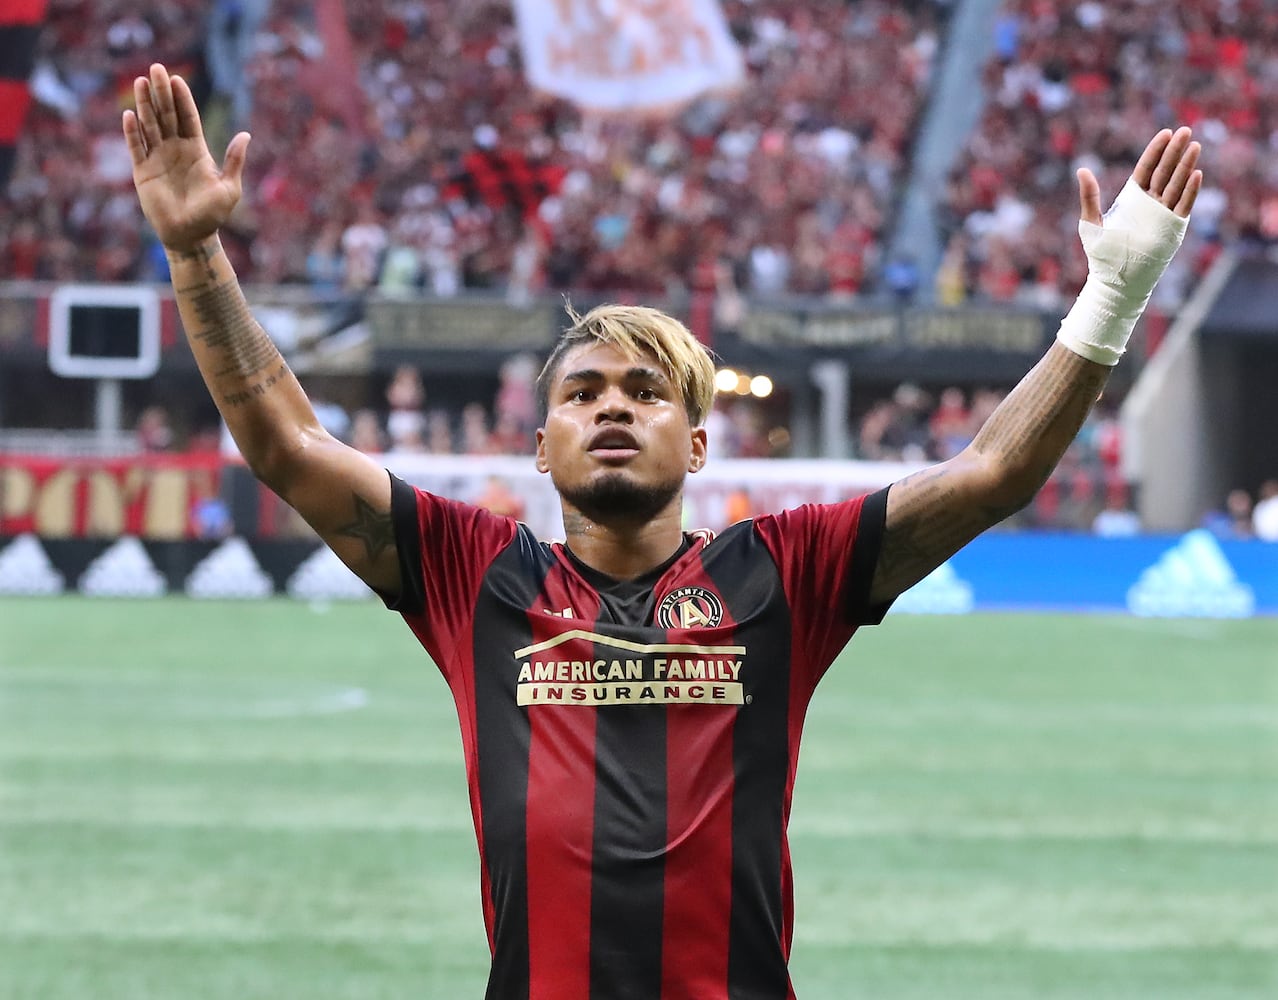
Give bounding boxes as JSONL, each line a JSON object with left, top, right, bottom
{"left": 560, "top": 366, "right": 671, "bottom": 386}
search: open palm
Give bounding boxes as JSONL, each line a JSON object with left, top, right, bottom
{"left": 123, "top": 63, "right": 250, "bottom": 254}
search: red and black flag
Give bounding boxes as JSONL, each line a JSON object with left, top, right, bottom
{"left": 446, "top": 147, "right": 565, "bottom": 219}
{"left": 0, "top": 0, "right": 46, "bottom": 187}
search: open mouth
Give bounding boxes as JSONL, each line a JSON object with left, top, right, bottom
{"left": 587, "top": 429, "right": 640, "bottom": 460}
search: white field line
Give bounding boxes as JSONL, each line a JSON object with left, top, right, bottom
{"left": 785, "top": 814, "right": 1278, "bottom": 846}
{"left": 793, "top": 922, "right": 1278, "bottom": 952}
{"left": 806, "top": 700, "right": 1278, "bottom": 729}
{"left": 2, "top": 922, "right": 1274, "bottom": 953}
{"left": 1096, "top": 617, "right": 1244, "bottom": 641}
{"left": 1, "top": 808, "right": 1274, "bottom": 845}
{"left": 1, "top": 747, "right": 1268, "bottom": 778}
{"left": 0, "top": 745, "right": 461, "bottom": 764}
{"left": 240, "top": 687, "right": 369, "bottom": 718}
{"left": 0, "top": 665, "right": 372, "bottom": 720}
{"left": 0, "top": 810, "right": 474, "bottom": 834}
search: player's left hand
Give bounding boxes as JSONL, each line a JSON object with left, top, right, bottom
{"left": 1077, "top": 127, "right": 1202, "bottom": 226}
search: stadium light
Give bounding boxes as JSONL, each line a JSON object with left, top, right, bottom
{"left": 714, "top": 368, "right": 739, "bottom": 393}
{"left": 750, "top": 375, "right": 774, "bottom": 398}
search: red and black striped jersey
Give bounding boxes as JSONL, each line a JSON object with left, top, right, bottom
{"left": 386, "top": 474, "right": 890, "bottom": 1000}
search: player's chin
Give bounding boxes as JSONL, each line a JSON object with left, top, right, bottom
{"left": 561, "top": 468, "right": 682, "bottom": 522}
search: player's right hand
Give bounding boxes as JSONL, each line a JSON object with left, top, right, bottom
{"left": 123, "top": 63, "right": 251, "bottom": 255}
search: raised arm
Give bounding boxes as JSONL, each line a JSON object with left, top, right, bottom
{"left": 869, "top": 127, "right": 1203, "bottom": 606}
{"left": 124, "top": 64, "right": 401, "bottom": 598}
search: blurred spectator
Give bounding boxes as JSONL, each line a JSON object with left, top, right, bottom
{"left": 927, "top": 386, "right": 972, "bottom": 460}
{"left": 460, "top": 402, "right": 494, "bottom": 455}
{"left": 489, "top": 414, "right": 531, "bottom": 455}
{"left": 724, "top": 487, "right": 753, "bottom": 525}
{"left": 1253, "top": 480, "right": 1278, "bottom": 541}
{"left": 495, "top": 353, "right": 539, "bottom": 440}
{"left": 311, "top": 394, "right": 351, "bottom": 441}
{"left": 349, "top": 407, "right": 385, "bottom": 453}
{"left": 1092, "top": 483, "right": 1141, "bottom": 537}
{"left": 190, "top": 484, "right": 233, "bottom": 539}
{"left": 341, "top": 202, "right": 388, "bottom": 290}
{"left": 136, "top": 405, "right": 174, "bottom": 452}
{"left": 883, "top": 383, "right": 931, "bottom": 461}
{"left": 425, "top": 409, "right": 454, "bottom": 454}
{"left": 385, "top": 365, "right": 425, "bottom": 450}
{"left": 473, "top": 476, "right": 526, "bottom": 520}
{"left": 857, "top": 399, "right": 899, "bottom": 461}
{"left": 1202, "top": 488, "right": 1255, "bottom": 539}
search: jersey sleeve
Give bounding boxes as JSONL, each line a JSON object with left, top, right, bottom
{"left": 382, "top": 472, "right": 518, "bottom": 668}
{"left": 752, "top": 486, "right": 891, "bottom": 676}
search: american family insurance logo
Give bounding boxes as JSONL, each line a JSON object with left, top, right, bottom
{"left": 513, "top": 630, "right": 746, "bottom": 707}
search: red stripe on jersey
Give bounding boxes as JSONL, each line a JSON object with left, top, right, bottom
{"left": 0, "top": 0, "right": 48, "bottom": 26}
{"left": 0, "top": 82, "right": 31, "bottom": 143}
{"left": 524, "top": 563, "right": 601, "bottom": 998}
{"left": 658, "top": 549, "right": 736, "bottom": 997}
{"left": 396, "top": 487, "right": 520, "bottom": 956}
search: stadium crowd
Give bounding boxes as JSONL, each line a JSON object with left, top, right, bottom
{"left": 937, "top": 0, "right": 1278, "bottom": 314}
{"left": 4, "top": 0, "right": 949, "bottom": 301}
{"left": 6, "top": 1, "right": 1272, "bottom": 537}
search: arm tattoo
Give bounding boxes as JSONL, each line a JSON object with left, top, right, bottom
{"left": 189, "top": 280, "right": 282, "bottom": 381}
{"left": 874, "top": 465, "right": 1020, "bottom": 596}
{"left": 336, "top": 493, "right": 395, "bottom": 562}
{"left": 971, "top": 351, "right": 1107, "bottom": 477}
{"left": 171, "top": 241, "right": 220, "bottom": 283}
{"left": 873, "top": 346, "right": 1110, "bottom": 602}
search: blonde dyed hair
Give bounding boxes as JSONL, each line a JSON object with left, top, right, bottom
{"left": 536, "top": 304, "right": 717, "bottom": 426}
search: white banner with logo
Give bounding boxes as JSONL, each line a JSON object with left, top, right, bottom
{"left": 512, "top": 0, "right": 745, "bottom": 112}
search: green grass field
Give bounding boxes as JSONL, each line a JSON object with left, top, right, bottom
{"left": 1, "top": 598, "right": 1275, "bottom": 999}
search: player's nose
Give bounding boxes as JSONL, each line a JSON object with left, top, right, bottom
{"left": 593, "top": 385, "right": 635, "bottom": 422}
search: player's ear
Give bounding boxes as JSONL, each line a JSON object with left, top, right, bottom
{"left": 535, "top": 428, "right": 550, "bottom": 474}
{"left": 688, "top": 427, "right": 707, "bottom": 474}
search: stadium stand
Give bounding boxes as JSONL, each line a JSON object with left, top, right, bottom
{"left": 4, "top": 1, "right": 1270, "bottom": 535}
{"left": 937, "top": 0, "right": 1278, "bottom": 316}
{"left": 4, "top": 0, "right": 950, "bottom": 297}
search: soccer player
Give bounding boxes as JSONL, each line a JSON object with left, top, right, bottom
{"left": 124, "top": 64, "right": 1200, "bottom": 999}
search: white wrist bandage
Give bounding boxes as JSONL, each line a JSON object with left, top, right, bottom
{"left": 1057, "top": 178, "right": 1190, "bottom": 366}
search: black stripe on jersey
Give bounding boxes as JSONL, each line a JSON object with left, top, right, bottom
{"left": 475, "top": 527, "right": 549, "bottom": 1000}
{"left": 385, "top": 473, "right": 426, "bottom": 615}
{"left": 0, "top": 26, "right": 42, "bottom": 73}
{"left": 703, "top": 522, "right": 793, "bottom": 999}
{"left": 589, "top": 620, "right": 667, "bottom": 995}
{"left": 589, "top": 702, "right": 667, "bottom": 997}
{"left": 845, "top": 486, "right": 892, "bottom": 625}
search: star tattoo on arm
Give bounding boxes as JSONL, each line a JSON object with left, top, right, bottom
{"left": 335, "top": 493, "right": 395, "bottom": 562}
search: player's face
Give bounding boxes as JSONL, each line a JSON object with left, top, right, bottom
{"left": 536, "top": 341, "right": 707, "bottom": 523}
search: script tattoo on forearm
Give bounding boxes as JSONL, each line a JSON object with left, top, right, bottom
{"left": 874, "top": 466, "right": 1022, "bottom": 596}
{"left": 872, "top": 345, "right": 1110, "bottom": 602}
{"left": 172, "top": 240, "right": 220, "bottom": 283}
{"left": 190, "top": 282, "right": 280, "bottom": 378}
{"left": 184, "top": 279, "right": 285, "bottom": 406}
{"left": 972, "top": 347, "right": 1108, "bottom": 488}
{"left": 336, "top": 493, "right": 395, "bottom": 562}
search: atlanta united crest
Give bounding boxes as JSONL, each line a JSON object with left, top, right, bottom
{"left": 657, "top": 586, "right": 724, "bottom": 629}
